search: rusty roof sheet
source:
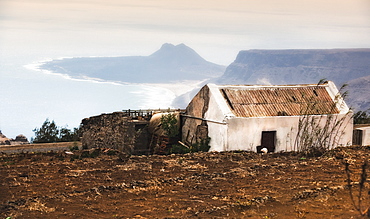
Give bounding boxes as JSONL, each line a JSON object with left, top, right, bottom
{"left": 220, "top": 86, "right": 339, "bottom": 117}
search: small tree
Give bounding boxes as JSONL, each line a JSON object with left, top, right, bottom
{"left": 33, "top": 119, "right": 80, "bottom": 143}
{"left": 59, "top": 126, "right": 80, "bottom": 142}
{"left": 354, "top": 110, "right": 370, "bottom": 124}
{"left": 33, "top": 119, "right": 59, "bottom": 143}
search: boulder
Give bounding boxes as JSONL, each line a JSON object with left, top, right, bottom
{"left": 0, "top": 131, "right": 29, "bottom": 145}
{"left": 0, "top": 131, "right": 11, "bottom": 145}
{"left": 14, "top": 134, "right": 28, "bottom": 143}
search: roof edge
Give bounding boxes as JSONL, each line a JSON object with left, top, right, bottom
{"left": 208, "top": 81, "right": 332, "bottom": 90}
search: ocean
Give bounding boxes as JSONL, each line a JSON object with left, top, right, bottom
{"left": 0, "top": 54, "right": 182, "bottom": 141}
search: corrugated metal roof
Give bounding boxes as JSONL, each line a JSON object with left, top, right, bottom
{"left": 220, "top": 86, "right": 339, "bottom": 117}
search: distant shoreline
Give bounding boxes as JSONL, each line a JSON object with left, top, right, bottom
{"left": 28, "top": 58, "right": 204, "bottom": 98}
{"left": 25, "top": 58, "right": 205, "bottom": 109}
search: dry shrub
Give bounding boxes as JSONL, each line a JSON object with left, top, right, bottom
{"left": 294, "top": 82, "right": 351, "bottom": 156}
{"left": 27, "top": 199, "right": 55, "bottom": 213}
{"left": 115, "top": 161, "right": 152, "bottom": 171}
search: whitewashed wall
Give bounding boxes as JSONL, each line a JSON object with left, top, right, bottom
{"left": 355, "top": 126, "right": 370, "bottom": 146}
{"left": 204, "top": 85, "right": 229, "bottom": 151}
{"left": 362, "top": 127, "right": 370, "bottom": 146}
{"left": 206, "top": 106, "right": 353, "bottom": 152}
{"left": 226, "top": 116, "right": 299, "bottom": 152}
{"left": 224, "top": 114, "right": 352, "bottom": 152}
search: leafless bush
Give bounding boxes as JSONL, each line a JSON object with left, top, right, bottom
{"left": 345, "top": 160, "right": 370, "bottom": 217}
{"left": 294, "top": 81, "right": 351, "bottom": 155}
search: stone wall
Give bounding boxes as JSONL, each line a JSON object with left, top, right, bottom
{"left": 80, "top": 112, "right": 150, "bottom": 154}
{"left": 182, "top": 85, "right": 210, "bottom": 146}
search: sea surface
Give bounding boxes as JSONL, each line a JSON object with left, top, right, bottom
{"left": 0, "top": 54, "right": 181, "bottom": 140}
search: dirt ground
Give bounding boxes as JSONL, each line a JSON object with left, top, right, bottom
{"left": 1, "top": 145, "right": 370, "bottom": 218}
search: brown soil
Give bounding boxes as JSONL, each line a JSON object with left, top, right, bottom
{"left": 1, "top": 145, "right": 370, "bottom": 218}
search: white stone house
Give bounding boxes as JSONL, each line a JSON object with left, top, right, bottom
{"left": 181, "top": 81, "right": 353, "bottom": 152}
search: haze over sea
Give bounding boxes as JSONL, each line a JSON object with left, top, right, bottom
{"left": 1, "top": 0, "right": 370, "bottom": 140}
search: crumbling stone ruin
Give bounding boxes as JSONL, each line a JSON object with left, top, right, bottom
{"left": 80, "top": 111, "right": 151, "bottom": 155}
{"left": 80, "top": 109, "right": 185, "bottom": 155}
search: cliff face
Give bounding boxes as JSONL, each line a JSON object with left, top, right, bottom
{"left": 217, "top": 49, "right": 370, "bottom": 111}
{"left": 347, "top": 75, "right": 370, "bottom": 111}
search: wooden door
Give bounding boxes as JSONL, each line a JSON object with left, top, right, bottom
{"left": 353, "top": 130, "right": 363, "bottom": 146}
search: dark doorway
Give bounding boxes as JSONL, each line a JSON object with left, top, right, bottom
{"left": 353, "top": 129, "right": 363, "bottom": 146}
{"left": 261, "top": 131, "right": 276, "bottom": 152}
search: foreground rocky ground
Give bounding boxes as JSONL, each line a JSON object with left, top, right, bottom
{"left": 1, "top": 145, "right": 370, "bottom": 218}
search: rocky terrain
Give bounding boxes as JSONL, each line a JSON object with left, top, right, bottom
{"left": 0, "top": 131, "right": 29, "bottom": 146}
{"left": 216, "top": 49, "right": 370, "bottom": 111}
{"left": 1, "top": 145, "right": 370, "bottom": 218}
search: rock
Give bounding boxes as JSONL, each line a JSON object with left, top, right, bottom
{"left": 0, "top": 131, "right": 6, "bottom": 138}
{"left": 14, "top": 134, "right": 28, "bottom": 143}
{"left": 0, "top": 131, "right": 29, "bottom": 145}
{"left": 0, "top": 130, "right": 11, "bottom": 145}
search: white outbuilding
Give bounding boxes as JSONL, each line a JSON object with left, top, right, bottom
{"left": 353, "top": 125, "right": 370, "bottom": 146}
{"left": 181, "top": 81, "right": 353, "bottom": 152}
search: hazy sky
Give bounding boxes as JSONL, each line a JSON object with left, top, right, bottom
{"left": 1, "top": 0, "right": 369, "bottom": 64}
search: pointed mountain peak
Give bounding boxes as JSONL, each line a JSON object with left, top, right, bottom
{"left": 155, "top": 43, "right": 195, "bottom": 53}
{"left": 160, "top": 43, "right": 175, "bottom": 50}
{"left": 150, "top": 43, "right": 206, "bottom": 63}
{"left": 159, "top": 43, "right": 189, "bottom": 49}
{"left": 159, "top": 43, "right": 176, "bottom": 50}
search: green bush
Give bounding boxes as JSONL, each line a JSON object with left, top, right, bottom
{"left": 170, "top": 137, "right": 211, "bottom": 154}
{"left": 69, "top": 142, "right": 79, "bottom": 151}
{"left": 107, "top": 150, "right": 118, "bottom": 156}
{"left": 191, "top": 137, "right": 211, "bottom": 152}
{"left": 160, "top": 113, "right": 179, "bottom": 138}
{"left": 170, "top": 144, "right": 190, "bottom": 154}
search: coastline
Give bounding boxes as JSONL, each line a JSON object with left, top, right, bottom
{"left": 28, "top": 56, "right": 208, "bottom": 102}
{"left": 25, "top": 58, "right": 204, "bottom": 108}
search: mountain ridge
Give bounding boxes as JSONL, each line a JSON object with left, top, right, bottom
{"left": 40, "top": 43, "right": 226, "bottom": 83}
{"left": 215, "top": 48, "right": 370, "bottom": 111}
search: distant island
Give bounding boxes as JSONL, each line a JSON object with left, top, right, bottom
{"left": 39, "top": 43, "right": 226, "bottom": 84}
